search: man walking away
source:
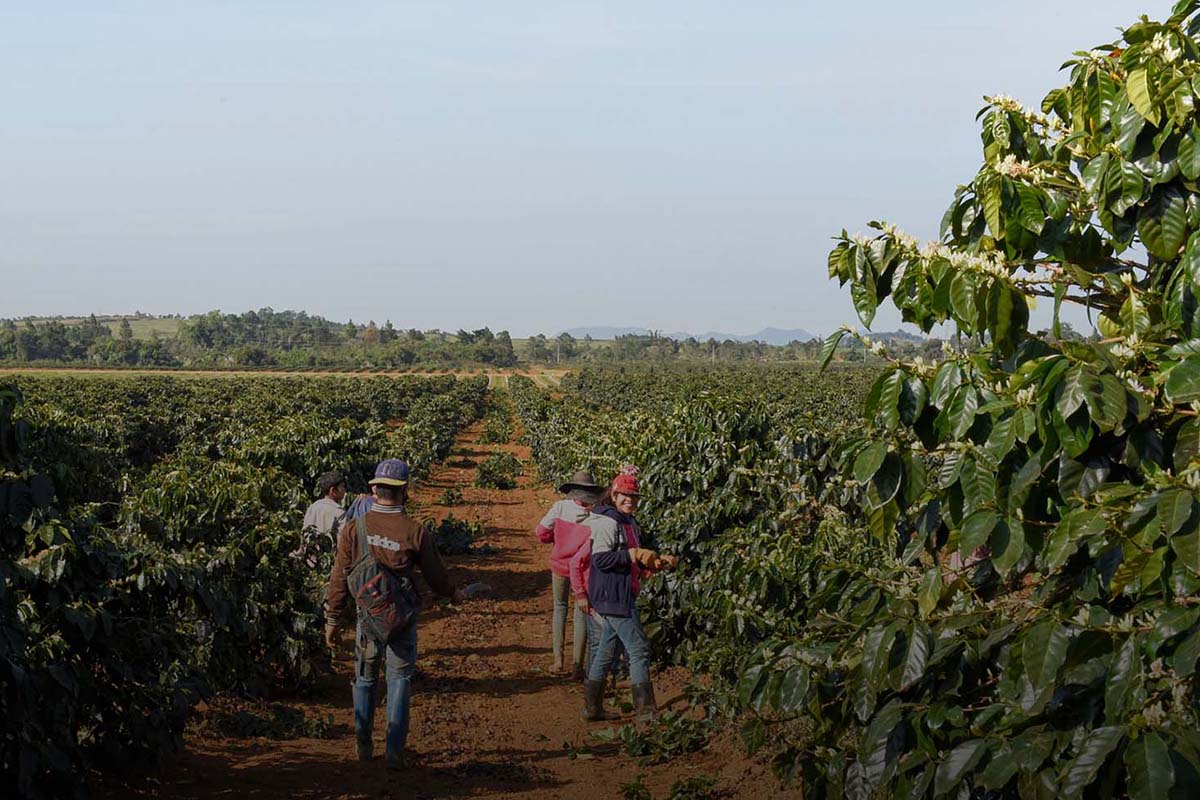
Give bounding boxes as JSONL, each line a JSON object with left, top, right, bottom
{"left": 325, "top": 459, "right": 465, "bottom": 770}
{"left": 304, "top": 471, "right": 347, "bottom": 546}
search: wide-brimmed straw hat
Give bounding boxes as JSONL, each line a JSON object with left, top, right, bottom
{"left": 558, "top": 470, "right": 602, "bottom": 500}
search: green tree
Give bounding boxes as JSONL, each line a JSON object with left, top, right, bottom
{"left": 118, "top": 317, "right": 133, "bottom": 342}
{"left": 795, "top": 4, "right": 1200, "bottom": 795}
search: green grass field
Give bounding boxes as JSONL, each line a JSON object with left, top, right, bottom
{"left": 19, "top": 315, "right": 183, "bottom": 340}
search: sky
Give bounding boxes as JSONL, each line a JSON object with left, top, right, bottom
{"left": 0, "top": 1, "right": 1174, "bottom": 338}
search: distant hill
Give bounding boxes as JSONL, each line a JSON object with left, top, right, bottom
{"left": 864, "top": 329, "right": 927, "bottom": 342}
{"left": 556, "top": 326, "right": 819, "bottom": 345}
{"left": 557, "top": 326, "right": 652, "bottom": 340}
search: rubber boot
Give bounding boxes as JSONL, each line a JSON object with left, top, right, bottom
{"left": 352, "top": 684, "right": 375, "bottom": 761}
{"left": 632, "top": 682, "right": 657, "bottom": 724}
{"left": 582, "top": 679, "right": 617, "bottom": 721}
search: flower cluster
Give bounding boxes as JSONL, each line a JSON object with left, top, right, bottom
{"left": 983, "top": 94, "right": 1066, "bottom": 133}
{"left": 1148, "top": 31, "right": 1183, "bottom": 63}
{"left": 995, "top": 154, "right": 1051, "bottom": 184}
{"left": 881, "top": 222, "right": 918, "bottom": 250}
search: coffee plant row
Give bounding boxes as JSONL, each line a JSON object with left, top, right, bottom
{"left": 1, "top": 374, "right": 486, "bottom": 798}
{"left": 515, "top": 4, "right": 1200, "bottom": 786}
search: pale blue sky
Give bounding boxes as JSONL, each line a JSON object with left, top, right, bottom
{"left": 0, "top": 2, "right": 1166, "bottom": 337}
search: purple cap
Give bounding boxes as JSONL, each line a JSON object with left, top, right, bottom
{"left": 368, "top": 459, "right": 410, "bottom": 487}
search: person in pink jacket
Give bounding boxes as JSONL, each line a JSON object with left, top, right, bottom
{"left": 535, "top": 470, "right": 603, "bottom": 677}
{"left": 570, "top": 466, "right": 662, "bottom": 687}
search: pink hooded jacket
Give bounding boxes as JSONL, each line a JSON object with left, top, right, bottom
{"left": 534, "top": 499, "right": 593, "bottom": 577}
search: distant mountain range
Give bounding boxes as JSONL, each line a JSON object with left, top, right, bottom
{"left": 555, "top": 326, "right": 820, "bottom": 345}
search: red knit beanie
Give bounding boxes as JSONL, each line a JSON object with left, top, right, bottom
{"left": 610, "top": 465, "right": 640, "bottom": 497}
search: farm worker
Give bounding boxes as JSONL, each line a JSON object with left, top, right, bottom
{"left": 581, "top": 467, "right": 676, "bottom": 723}
{"left": 535, "top": 469, "right": 603, "bottom": 678}
{"left": 303, "top": 471, "right": 347, "bottom": 549}
{"left": 325, "top": 458, "right": 466, "bottom": 769}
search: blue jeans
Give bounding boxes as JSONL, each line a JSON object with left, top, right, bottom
{"left": 587, "top": 611, "right": 649, "bottom": 685}
{"left": 551, "top": 573, "right": 587, "bottom": 668}
{"left": 354, "top": 621, "right": 417, "bottom": 756}
{"left": 585, "top": 613, "right": 628, "bottom": 677}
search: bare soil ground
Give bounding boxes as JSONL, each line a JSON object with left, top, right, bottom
{"left": 95, "top": 422, "right": 795, "bottom": 800}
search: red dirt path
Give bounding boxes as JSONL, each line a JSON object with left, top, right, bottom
{"left": 96, "top": 423, "right": 796, "bottom": 800}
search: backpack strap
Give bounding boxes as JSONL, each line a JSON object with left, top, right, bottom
{"left": 357, "top": 514, "right": 374, "bottom": 562}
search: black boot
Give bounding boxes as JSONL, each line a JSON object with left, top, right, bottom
{"left": 632, "top": 682, "right": 657, "bottom": 723}
{"left": 582, "top": 679, "right": 617, "bottom": 721}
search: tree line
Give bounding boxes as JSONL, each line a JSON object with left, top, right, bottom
{"left": 0, "top": 308, "right": 1007, "bottom": 368}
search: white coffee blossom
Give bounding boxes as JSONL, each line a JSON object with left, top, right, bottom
{"left": 1150, "top": 658, "right": 1167, "bottom": 679}
{"left": 1185, "top": 468, "right": 1200, "bottom": 491}
{"left": 869, "top": 340, "right": 886, "bottom": 356}
{"left": 1016, "top": 386, "right": 1037, "bottom": 406}
{"left": 1144, "top": 701, "right": 1168, "bottom": 728}
{"left": 1173, "top": 679, "right": 1191, "bottom": 709}
{"left": 1111, "top": 343, "right": 1136, "bottom": 360}
{"left": 1149, "top": 32, "right": 1183, "bottom": 63}
{"left": 987, "top": 94, "right": 1024, "bottom": 113}
{"left": 882, "top": 223, "right": 919, "bottom": 250}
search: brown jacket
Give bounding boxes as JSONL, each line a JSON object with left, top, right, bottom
{"left": 326, "top": 506, "right": 455, "bottom": 625}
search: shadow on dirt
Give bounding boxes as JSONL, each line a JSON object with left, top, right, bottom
{"left": 95, "top": 746, "right": 568, "bottom": 799}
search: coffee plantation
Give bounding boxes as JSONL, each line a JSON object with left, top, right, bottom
{"left": 508, "top": 5, "right": 1200, "bottom": 795}
{"left": 0, "top": 375, "right": 486, "bottom": 798}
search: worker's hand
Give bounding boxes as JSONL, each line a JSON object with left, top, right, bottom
{"left": 575, "top": 596, "right": 590, "bottom": 615}
{"left": 324, "top": 623, "right": 339, "bottom": 650}
{"left": 451, "top": 587, "right": 467, "bottom": 604}
{"left": 629, "top": 548, "right": 658, "bottom": 568}
{"left": 656, "top": 554, "right": 679, "bottom": 571}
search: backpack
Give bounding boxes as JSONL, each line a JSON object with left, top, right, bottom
{"left": 345, "top": 518, "right": 418, "bottom": 641}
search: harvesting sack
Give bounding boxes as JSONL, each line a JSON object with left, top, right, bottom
{"left": 345, "top": 520, "right": 418, "bottom": 641}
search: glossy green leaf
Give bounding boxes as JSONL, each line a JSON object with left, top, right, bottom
{"left": 820, "top": 329, "right": 849, "bottom": 371}
{"left": 1139, "top": 187, "right": 1187, "bottom": 261}
{"left": 959, "top": 511, "right": 998, "bottom": 560}
{"left": 1158, "top": 488, "right": 1196, "bottom": 535}
{"left": 933, "top": 739, "right": 987, "bottom": 797}
{"left": 1175, "top": 418, "right": 1199, "bottom": 473}
{"left": 1172, "top": 531, "right": 1200, "bottom": 575}
{"left": 776, "top": 665, "right": 810, "bottom": 713}
{"left": 1165, "top": 356, "right": 1200, "bottom": 403}
{"left": 1127, "top": 67, "right": 1160, "bottom": 125}
{"left": 900, "top": 623, "right": 932, "bottom": 691}
{"left": 859, "top": 699, "right": 902, "bottom": 791}
{"left": 854, "top": 442, "right": 889, "bottom": 482}
{"left": 947, "top": 386, "right": 979, "bottom": 440}
{"left": 1180, "top": 124, "right": 1200, "bottom": 179}
{"left": 1045, "top": 509, "right": 1106, "bottom": 571}
{"left": 1060, "top": 726, "right": 1124, "bottom": 796}
{"left": 1057, "top": 366, "right": 1087, "bottom": 420}
{"left": 991, "top": 517, "right": 1026, "bottom": 577}
{"left": 918, "top": 566, "right": 943, "bottom": 618}
{"left": 1106, "top": 636, "right": 1138, "bottom": 719}
{"left": 1023, "top": 620, "right": 1068, "bottom": 690}
{"left": 1125, "top": 732, "right": 1175, "bottom": 800}
{"left": 950, "top": 272, "right": 977, "bottom": 328}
